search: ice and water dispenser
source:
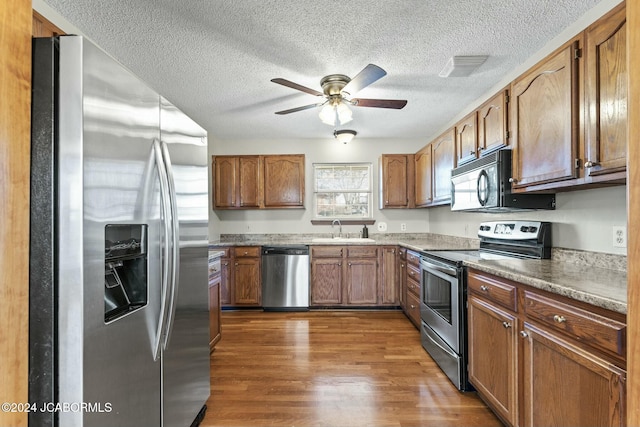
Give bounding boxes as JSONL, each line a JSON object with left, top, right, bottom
{"left": 104, "top": 224, "right": 148, "bottom": 322}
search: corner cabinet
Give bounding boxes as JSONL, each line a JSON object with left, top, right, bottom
{"left": 212, "top": 154, "right": 304, "bottom": 209}
{"left": 468, "top": 269, "right": 626, "bottom": 427}
{"left": 510, "top": 36, "right": 581, "bottom": 190}
{"left": 379, "top": 154, "right": 415, "bottom": 209}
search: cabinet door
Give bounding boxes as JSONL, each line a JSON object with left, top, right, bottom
{"left": 585, "top": 3, "right": 627, "bottom": 179}
{"left": 455, "top": 112, "right": 478, "bottom": 165}
{"left": 220, "top": 258, "right": 232, "bottom": 305}
{"left": 522, "top": 323, "right": 626, "bottom": 427}
{"left": 468, "top": 296, "right": 519, "bottom": 426}
{"left": 213, "top": 156, "right": 238, "bottom": 208}
{"left": 208, "top": 275, "right": 221, "bottom": 351}
{"left": 233, "top": 258, "right": 261, "bottom": 305}
{"left": 432, "top": 129, "right": 455, "bottom": 204}
{"left": 310, "top": 258, "right": 343, "bottom": 305}
{"left": 478, "top": 90, "right": 509, "bottom": 155}
{"left": 263, "top": 155, "right": 305, "bottom": 207}
{"left": 511, "top": 39, "right": 580, "bottom": 189}
{"left": 415, "top": 145, "right": 432, "bottom": 206}
{"left": 379, "top": 246, "right": 397, "bottom": 305}
{"left": 238, "top": 156, "right": 261, "bottom": 208}
{"left": 33, "top": 10, "right": 64, "bottom": 37}
{"left": 345, "top": 258, "right": 378, "bottom": 305}
{"left": 380, "top": 155, "right": 412, "bottom": 208}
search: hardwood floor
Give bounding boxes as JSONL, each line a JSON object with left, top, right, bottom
{"left": 201, "top": 310, "right": 502, "bottom": 427}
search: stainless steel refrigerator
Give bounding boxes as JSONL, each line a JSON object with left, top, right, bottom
{"left": 29, "top": 36, "right": 210, "bottom": 427}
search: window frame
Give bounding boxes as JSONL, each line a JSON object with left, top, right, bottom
{"left": 312, "top": 162, "right": 373, "bottom": 220}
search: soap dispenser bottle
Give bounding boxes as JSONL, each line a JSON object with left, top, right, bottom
{"left": 362, "top": 225, "right": 369, "bottom": 238}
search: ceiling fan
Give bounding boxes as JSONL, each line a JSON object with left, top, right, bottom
{"left": 271, "top": 64, "right": 407, "bottom": 126}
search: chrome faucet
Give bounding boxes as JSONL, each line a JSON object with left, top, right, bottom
{"left": 331, "top": 219, "right": 342, "bottom": 238}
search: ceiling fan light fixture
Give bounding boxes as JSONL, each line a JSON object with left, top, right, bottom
{"left": 336, "top": 102, "right": 353, "bottom": 125}
{"left": 319, "top": 103, "right": 336, "bottom": 125}
{"left": 334, "top": 129, "right": 357, "bottom": 144}
{"left": 438, "top": 55, "right": 489, "bottom": 77}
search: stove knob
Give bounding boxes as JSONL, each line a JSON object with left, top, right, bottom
{"left": 529, "top": 226, "right": 538, "bottom": 233}
{"left": 520, "top": 226, "right": 528, "bottom": 232}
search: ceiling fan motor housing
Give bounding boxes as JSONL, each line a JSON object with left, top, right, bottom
{"left": 320, "top": 74, "right": 351, "bottom": 96}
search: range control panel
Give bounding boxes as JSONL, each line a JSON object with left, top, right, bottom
{"left": 478, "top": 221, "right": 550, "bottom": 240}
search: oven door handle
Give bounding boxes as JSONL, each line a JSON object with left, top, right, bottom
{"left": 422, "top": 324, "right": 458, "bottom": 359}
{"left": 420, "top": 260, "right": 457, "bottom": 277}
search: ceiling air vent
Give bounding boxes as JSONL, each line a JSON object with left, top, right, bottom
{"left": 439, "top": 55, "right": 488, "bottom": 77}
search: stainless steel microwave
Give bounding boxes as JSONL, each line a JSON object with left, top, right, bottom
{"left": 450, "top": 149, "right": 556, "bottom": 212}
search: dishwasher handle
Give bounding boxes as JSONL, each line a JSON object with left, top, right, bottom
{"left": 262, "top": 246, "right": 309, "bottom": 256}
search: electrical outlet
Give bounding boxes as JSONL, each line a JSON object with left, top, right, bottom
{"left": 613, "top": 226, "right": 627, "bottom": 248}
{"left": 400, "top": 223, "right": 407, "bottom": 231}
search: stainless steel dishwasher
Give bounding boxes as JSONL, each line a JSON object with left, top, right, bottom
{"left": 261, "top": 246, "right": 310, "bottom": 310}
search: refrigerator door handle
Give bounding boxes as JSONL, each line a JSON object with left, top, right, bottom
{"left": 152, "top": 139, "right": 172, "bottom": 361}
{"left": 160, "top": 139, "right": 180, "bottom": 350}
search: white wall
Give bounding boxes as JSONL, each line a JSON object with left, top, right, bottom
{"left": 208, "top": 137, "right": 430, "bottom": 237}
{"left": 428, "top": 186, "right": 627, "bottom": 255}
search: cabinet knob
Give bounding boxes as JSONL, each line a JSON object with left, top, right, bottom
{"left": 348, "top": 262, "right": 352, "bottom": 266}
{"left": 410, "top": 305, "right": 416, "bottom": 309}
{"left": 401, "top": 263, "right": 405, "bottom": 268}
{"left": 338, "top": 262, "right": 342, "bottom": 266}
{"left": 223, "top": 262, "right": 228, "bottom": 266}
{"left": 508, "top": 178, "right": 517, "bottom": 184}
{"left": 553, "top": 314, "right": 566, "bottom": 323}
{"left": 392, "top": 249, "right": 395, "bottom": 254}
{"left": 385, "top": 200, "right": 389, "bottom": 204}
{"left": 502, "top": 322, "right": 511, "bottom": 329}
{"left": 584, "top": 160, "right": 599, "bottom": 168}
{"left": 243, "top": 251, "right": 248, "bottom": 255}
{"left": 519, "top": 331, "right": 528, "bottom": 338}
{"left": 234, "top": 262, "right": 238, "bottom": 266}
{"left": 480, "top": 285, "right": 489, "bottom": 292}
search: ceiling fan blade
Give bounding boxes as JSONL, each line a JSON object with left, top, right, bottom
{"left": 274, "top": 103, "right": 323, "bottom": 115}
{"left": 342, "top": 64, "right": 387, "bottom": 95}
{"left": 352, "top": 98, "right": 407, "bottom": 109}
{"left": 271, "top": 78, "right": 323, "bottom": 97}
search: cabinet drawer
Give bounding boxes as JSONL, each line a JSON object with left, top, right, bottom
{"left": 208, "top": 258, "right": 221, "bottom": 278}
{"left": 524, "top": 291, "right": 626, "bottom": 357}
{"left": 346, "top": 246, "right": 378, "bottom": 258}
{"left": 233, "top": 246, "right": 260, "bottom": 258}
{"left": 407, "top": 277, "right": 420, "bottom": 298}
{"left": 311, "top": 246, "right": 344, "bottom": 258}
{"left": 407, "top": 251, "right": 421, "bottom": 267}
{"left": 407, "top": 264, "right": 420, "bottom": 283}
{"left": 398, "top": 247, "right": 407, "bottom": 260}
{"left": 468, "top": 271, "right": 517, "bottom": 312}
{"left": 406, "top": 291, "right": 421, "bottom": 327}
{"left": 210, "top": 247, "right": 231, "bottom": 258}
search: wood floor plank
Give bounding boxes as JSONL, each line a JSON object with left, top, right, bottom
{"left": 202, "top": 311, "right": 502, "bottom": 427}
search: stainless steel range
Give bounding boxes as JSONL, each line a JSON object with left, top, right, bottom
{"left": 419, "top": 220, "right": 551, "bottom": 391}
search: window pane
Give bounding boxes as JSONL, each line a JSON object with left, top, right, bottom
{"left": 315, "top": 192, "right": 370, "bottom": 218}
{"left": 314, "top": 164, "right": 371, "bottom": 192}
{"left": 313, "top": 163, "right": 372, "bottom": 219}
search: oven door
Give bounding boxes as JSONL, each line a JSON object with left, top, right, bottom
{"left": 419, "top": 256, "right": 460, "bottom": 354}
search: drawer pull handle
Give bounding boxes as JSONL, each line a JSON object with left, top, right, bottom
{"left": 502, "top": 322, "right": 511, "bottom": 329}
{"left": 410, "top": 305, "right": 416, "bottom": 309}
{"left": 553, "top": 315, "right": 566, "bottom": 323}
{"left": 480, "top": 285, "right": 489, "bottom": 292}
{"left": 520, "top": 331, "right": 528, "bottom": 338}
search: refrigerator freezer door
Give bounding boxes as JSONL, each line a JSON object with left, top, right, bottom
{"left": 59, "top": 36, "right": 163, "bottom": 427}
{"left": 160, "top": 98, "right": 211, "bottom": 427}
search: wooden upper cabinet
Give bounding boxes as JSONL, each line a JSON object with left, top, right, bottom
{"left": 431, "top": 129, "right": 455, "bottom": 205}
{"left": 510, "top": 37, "right": 581, "bottom": 190}
{"left": 32, "top": 10, "right": 64, "bottom": 37}
{"left": 379, "top": 154, "right": 415, "bottom": 209}
{"left": 478, "top": 89, "right": 509, "bottom": 155}
{"left": 212, "top": 154, "right": 303, "bottom": 209}
{"left": 263, "top": 154, "right": 304, "bottom": 208}
{"left": 414, "top": 145, "right": 433, "bottom": 207}
{"left": 455, "top": 112, "right": 478, "bottom": 165}
{"left": 584, "top": 3, "right": 627, "bottom": 181}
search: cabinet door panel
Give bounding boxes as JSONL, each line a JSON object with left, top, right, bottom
{"left": 238, "top": 156, "right": 260, "bottom": 208}
{"left": 380, "top": 247, "right": 397, "bottom": 305}
{"left": 522, "top": 323, "right": 626, "bottom": 427}
{"left": 220, "top": 258, "right": 232, "bottom": 305}
{"left": 585, "top": 4, "right": 627, "bottom": 178}
{"left": 415, "top": 146, "right": 432, "bottom": 206}
{"left": 478, "top": 90, "right": 508, "bottom": 155}
{"left": 432, "top": 130, "right": 455, "bottom": 204}
{"left": 456, "top": 112, "right": 478, "bottom": 165}
{"left": 310, "top": 258, "right": 343, "bottom": 305}
{"left": 233, "top": 258, "right": 261, "bottom": 305}
{"left": 468, "top": 296, "right": 519, "bottom": 426}
{"left": 263, "top": 155, "right": 304, "bottom": 207}
{"left": 511, "top": 40, "right": 579, "bottom": 188}
{"left": 213, "top": 156, "right": 238, "bottom": 208}
{"left": 346, "top": 258, "right": 378, "bottom": 305}
{"left": 381, "top": 155, "right": 410, "bottom": 208}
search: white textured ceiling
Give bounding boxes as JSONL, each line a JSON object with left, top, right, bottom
{"left": 42, "top": 0, "right": 605, "bottom": 141}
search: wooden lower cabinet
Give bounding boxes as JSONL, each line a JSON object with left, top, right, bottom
{"left": 468, "top": 295, "right": 519, "bottom": 426}
{"left": 212, "top": 246, "right": 261, "bottom": 308}
{"left": 208, "top": 273, "right": 222, "bottom": 351}
{"left": 468, "top": 268, "right": 626, "bottom": 427}
{"left": 345, "top": 257, "right": 378, "bottom": 305}
{"left": 402, "top": 250, "right": 421, "bottom": 328}
{"left": 311, "top": 257, "right": 343, "bottom": 305}
{"left": 379, "top": 246, "right": 398, "bottom": 305}
{"left": 522, "top": 322, "right": 626, "bottom": 427}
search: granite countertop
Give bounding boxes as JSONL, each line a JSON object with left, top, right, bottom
{"left": 463, "top": 257, "right": 627, "bottom": 314}
{"left": 208, "top": 233, "right": 627, "bottom": 315}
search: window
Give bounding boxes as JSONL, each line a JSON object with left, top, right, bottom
{"left": 313, "top": 163, "right": 372, "bottom": 219}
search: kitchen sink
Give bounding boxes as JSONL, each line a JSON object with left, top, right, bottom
{"left": 311, "top": 237, "right": 375, "bottom": 243}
